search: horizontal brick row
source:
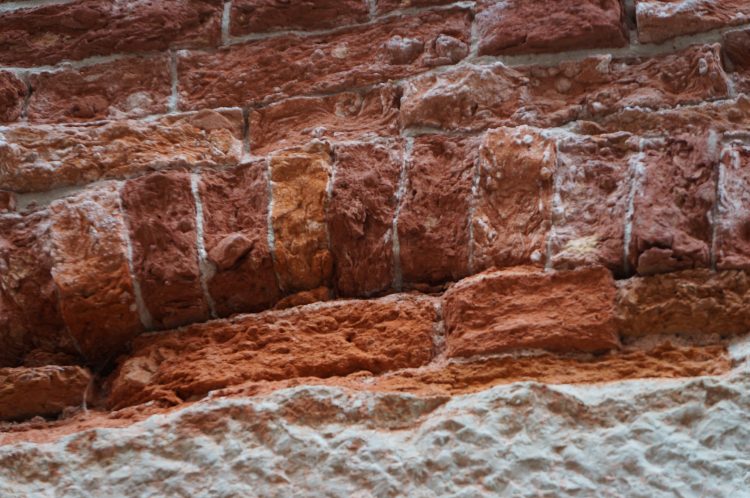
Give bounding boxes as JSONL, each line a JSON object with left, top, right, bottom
{"left": 3, "top": 123, "right": 749, "bottom": 368}
{"left": 3, "top": 42, "right": 747, "bottom": 196}
{"left": 636, "top": 0, "right": 750, "bottom": 43}
{"left": 107, "top": 265, "right": 749, "bottom": 409}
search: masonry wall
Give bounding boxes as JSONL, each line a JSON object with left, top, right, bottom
{"left": 1, "top": 1, "right": 750, "bottom": 496}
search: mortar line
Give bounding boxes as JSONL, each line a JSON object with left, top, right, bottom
{"left": 265, "top": 156, "right": 284, "bottom": 293}
{"left": 116, "top": 180, "right": 154, "bottom": 331}
{"left": 190, "top": 171, "right": 218, "bottom": 319}
{"left": 622, "top": 139, "right": 646, "bottom": 276}
{"left": 545, "top": 139, "right": 563, "bottom": 271}
{"left": 710, "top": 148, "right": 728, "bottom": 272}
{"left": 221, "top": 1, "right": 232, "bottom": 46}
{"left": 325, "top": 142, "right": 338, "bottom": 298}
{"left": 0, "top": 0, "right": 74, "bottom": 13}
{"left": 391, "top": 136, "right": 412, "bottom": 292}
{"left": 466, "top": 143, "right": 481, "bottom": 274}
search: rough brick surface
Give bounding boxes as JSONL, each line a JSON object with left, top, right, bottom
{"left": 200, "top": 160, "right": 281, "bottom": 316}
{"left": 0, "top": 72, "right": 26, "bottom": 124}
{"left": 109, "top": 294, "right": 438, "bottom": 409}
{"left": 470, "top": 126, "right": 554, "bottom": 272}
{"left": 636, "top": 0, "right": 750, "bottom": 43}
{"left": 250, "top": 84, "right": 401, "bottom": 154}
{"left": 178, "top": 8, "right": 471, "bottom": 110}
{"left": 397, "top": 135, "right": 476, "bottom": 286}
{"left": 121, "top": 171, "right": 209, "bottom": 330}
{"left": 0, "top": 109, "right": 243, "bottom": 193}
{"left": 0, "top": 366, "right": 91, "bottom": 421}
{"left": 443, "top": 267, "right": 619, "bottom": 358}
{"left": 230, "top": 0, "right": 369, "bottom": 35}
{"left": 715, "top": 143, "right": 750, "bottom": 270}
{"left": 27, "top": 55, "right": 172, "bottom": 124}
{"left": 476, "top": 0, "right": 627, "bottom": 56}
{"left": 0, "top": 0, "right": 222, "bottom": 67}
{"left": 328, "top": 140, "right": 402, "bottom": 297}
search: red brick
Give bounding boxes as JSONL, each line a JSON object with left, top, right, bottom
{"left": 27, "top": 55, "right": 171, "bottom": 124}
{"left": 199, "top": 160, "right": 282, "bottom": 316}
{"left": 376, "top": 0, "right": 456, "bottom": 13}
{"left": 328, "top": 140, "right": 403, "bottom": 297}
{"left": 636, "top": 0, "right": 750, "bottom": 44}
{"left": 476, "top": 0, "right": 627, "bottom": 56}
{"left": 121, "top": 170, "right": 210, "bottom": 330}
{"left": 178, "top": 8, "right": 471, "bottom": 110}
{"left": 249, "top": 84, "right": 401, "bottom": 155}
{"left": 397, "top": 135, "right": 476, "bottom": 286}
{"left": 443, "top": 267, "right": 619, "bottom": 358}
{"left": 0, "top": 0, "right": 222, "bottom": 66}
{"left": 230, "top": 0, "right": 369, "bottom": 36}
{"left": 0, "top": 71, "right": 26, "bottom": 124}
{"left": 715, "top": 143, "right": 750, "bottom": 271}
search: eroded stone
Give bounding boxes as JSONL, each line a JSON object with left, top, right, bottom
{"left": 0, "top": 72, "right": 26, "bottom": 124}
{"left": 636, "top": 0, "right": 750, "bottom": 43}
{"left": 200, "top": 160, "right": 281, "bottom": 316}
{"left": 471, "top": 126, "right": 554, "bottom": 272}
{"left": 249, "top": 84, "right": 400, "bottom": 155}
{"left": 397, "top": 135, "right": 476, "bottom": 286}
{"left": 27, "top": 55, "right": 171, "bottom": 123}
{"left": 121, "top": 170, "right": 209, "bottom": 329}
{"left": 0, "top": 0, "right": 222, "bottom": 66}
{"left": 328, "top": 140, "right": 402, "bottom": 296}
{"left": 0, "top": 366, "right": 91, "bottom": 421}
{"left": 476, "top": 0, "right": 627, "bottom": 55}
{"left": 108, "top": 294, "right": 438, "bottom": 409}
{"left": 178, "top": 8, "right": 471, "bottom": 110}
{"left": 616, "top": 269, "right": 750, "bottom": 339}
{"left": 715, "top": 142, "right": 750, "bottom": 270}
{"left": 270, "top": 142, "right": 333, "bottom": 293}
{"left": 0, "top": 109, "right": 244, "bottom": 193}
{"left": 230, "top": 0, "right": 368, "bottom": 36}
{"left": 443, "top": 266, "right": 620, "bottom": 358}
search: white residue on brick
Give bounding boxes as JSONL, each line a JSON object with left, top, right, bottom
{"left": 391, "top": 137, "right": 413, "bottom": 292}
{"left": 190, "top": 171, "right": 218, "bottom": 319}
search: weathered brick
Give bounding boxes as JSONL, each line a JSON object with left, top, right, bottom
{"left": 199, "top": 160, "right": 282, "bottom": 316}
{"left": 401, "top": 45, "right": 730, "bottom": 132}
{"left": 249, "top": 84, "right": 401, "bottom": 155}
{"left": 397, "top": 135, "right": 476, "bottom": 286}
{"left": 0, "top": 0, "right": 222, "bottom": 66}
{"left": 328, "top": 140, "right": 402, "bottom": 297}
{"left": 109, "top": 294, "right": 438, "bottom": 409}
{"left": 628, "top": 134, "right": 717, "bottom": 275}
{"left": 715, "top": 142, "right": 750, "bottom": 270}
{"left": 48, "top": 184, "right": 143, "bottom": 366}
{"left": 723, "top": 28, "right": 750, "bottom": 94}
{"left": 476, "top": 0, "right": 627, "bottom": 56}
{"left": 376, "top": 0, "right": 456, "bottom": 13}
{"left": 0, "top": 109, "right": 244, "bottom": 193}
{"left": 0, "top": 192, "right": 15, "bottom": 213}
{"left": 270, "top": 141, "right": 333, "bottom": 293}
{"left": 443, "top": 267, "right": 619, "bottom": 358}
{"left": 471, "top": 126, "right": 554, "bottom": 272}
{"left": 616, "top": 269, "right": 750, "bottom": 339}
{"left": 27, "top": 55, "right": 171, "bottom": 124}
{"left": 549, "top": 133, "right": 638, "bottom": 275}
{"left": 121, "top": 170, "right": 210, "bottom": 330}
{"left": 230, "top": 0, "right": 369, "bottom": 36}
{"left": 0, "top": 366, "right": 91, "bottom": 421}
{"left": 636, "top": 0, "right": 750, "bottom": 43}
{"left": 0, "top": 71, "right": 26, "bottom": 124}
{"left": 178, "top": 8, "right": 471, "bottom": 110}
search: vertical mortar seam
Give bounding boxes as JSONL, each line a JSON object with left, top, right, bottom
{"left": 391, "top": 136, "right": 412, "bottom": 291}
{"left": 190, "top": 170, "right": 218, "bottom": 319}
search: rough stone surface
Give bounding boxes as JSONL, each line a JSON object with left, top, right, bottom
{"left": 26, "top": 55, "right": 172, "bottom": 124}
{"left": 0, "top": 366, "right": 90, "bottom": 421}
{"left": 270, "top": 142, "right": 333, "bottom": 293}
{"left": 0, "top": 192, "right": 15, "bottom": 213}
{"left": 397, "top": 135, "right": 476, "bottom": 286}
{"left": 401, "top": 45, "right": 730, "bottom": 132}
{"left": 443, "top": 267, "right": 619, "bottom": 358}
{"left": 715, "top": 142, "right": 750, "bottom": 270}
{"left": 0, "top": 212, "right": 73, "bottom": 368}
{"left": 376, "top": 0, "right": 456, "bottom": 13}
{"left": 0, "top": 0, "right": 222, "bottom": 66}
{"left": 476, "top": 0, "right": 627, "bottom": 55}
{"left": 178, "top": 8, "right": 471, "bottom": 110}
{"left": 230, "top": 0, "right": 369, "bottom": 35}
{"left": 549, "top": 133, "right": 637, "bottom": 275}
{"left": 0, "top": 71, "right": 26, "bottom": 124}
{"left": 616, "top": 269, "right": 750, "bottom": 339}
{"left": 723, "top": 28, "right": 750, "bottom": 93}
{"left": 200, "top": 160, "right": 282, "bottom": 316}
{"left": 121, "top": 170, "right": 209, "bottom": 330}
{"left": 5, "top": 348, "right": 750, "bottom": 495}
{"left": 628, "top": 134, "right": 717, "bottom": 275}
{"left": 108, "top": 294, "right": 438, "bottom": 409}
{"left": 249, "top": 84, "right": 401, "bottom": 154}
{"left": 328, "top": 140, "right": 402, "bottom": 297}
{"left": 0, "top": 109, "right": 244, "bottom": 193}
{"left": 636, "top": 0, "right": 750, "bottom": 43}
{"left": 471, "top": 126, "right": 554, "bottom": 272}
